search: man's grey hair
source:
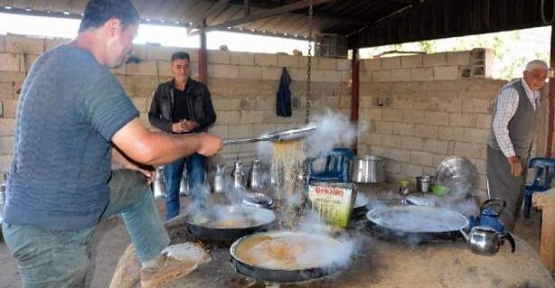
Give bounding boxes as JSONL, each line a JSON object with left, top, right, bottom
{"left": 525, "top": 60, "right": 549, "bottom": 71}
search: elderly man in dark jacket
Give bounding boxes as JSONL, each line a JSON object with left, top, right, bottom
{"left": 149, "top": 51, "right": 216, "bottom": 219}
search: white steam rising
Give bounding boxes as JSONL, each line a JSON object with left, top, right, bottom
{"left": 305, "top": 110, "right": 363, "bottom": 158}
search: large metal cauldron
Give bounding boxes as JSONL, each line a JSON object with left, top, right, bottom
{"left": 230, "top": 231, "right": 349, "bottom": 283}
{"left": 185, "top": 205, "right": 276, "bottom": 242}
{"left": 366, "top": 205, "right": 469, "bottom": 243}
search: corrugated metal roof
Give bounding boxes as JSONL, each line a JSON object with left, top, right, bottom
{"left": 0, "top": 0, "right": 551, "bottom": 48}
{"left": 1, "top": 0, "right": 421, "bottom": 40}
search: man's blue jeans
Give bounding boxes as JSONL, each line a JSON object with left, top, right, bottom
{"left": 2, "top": 169, "right": 170, "bottom": 288}
{"left": 163, "top": 153, "right": 206, "bottom": 220}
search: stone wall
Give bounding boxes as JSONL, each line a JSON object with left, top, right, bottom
{"left": 0, "top": 34, "right": 351, "bottom": 177}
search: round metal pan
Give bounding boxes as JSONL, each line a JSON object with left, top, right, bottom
{"left": 185, "top": 205, "right": 276, "bottom": 242}
{"left": 366, "top": 205, "right": 469, "bottom": 243}
{"left": 230, "top": 231, "right": 346, "bottom": 283}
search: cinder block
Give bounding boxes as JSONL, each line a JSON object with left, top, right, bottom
{"left": 402, "top": 136, "right": 424, "bottom": 150}
{"left": 373, "top": 121, "right": 394, "bottom": 134}
{"left": 381, "top": 57, "right": 401, "bottom": 69}
{"left": 238, "top": 66, "right": 262, "bottom": 80}
{"left": 423, "top": 53, "right": 447, "bottom": 67}
{"left": 146, "top": 46, "right": 186, "bottom": 61}
{"left": 241, "top": 98, "right": 256, "bottom": 110}
{"left": 208, "top": 125, "right": 228, "bottom": 138}
{"left": 230, "top": 52, "right": 255, "bottom": 66}
{"left": 434, "top": 66, "right": 459, "bottom": 80}
{"left": 337, "top": 59, "right": 350, "bottom": 71}
{"left": 423, "top": 139, "right": 449, "bottom": 154}
{"left": 212, "top": 99, "right": 241, "bottom": 111}
{"left": 476, "top": 114, "right": 492, "bottom": 129}
{"left": 340, "top": 71, "right": 351, "bottom": 82}
{"left": 382, "top": 134, "right": 403, "bottom": 148}
{"left": 438, "top": 126, "right": 465, "bottom": 141}
{"left": 0, "top": 35, "right": 5, "bottom": 52}
{"left": 393, "top": 123, "right": 414, "bottom": 136}
{"left": 403, "top": 110, "right": 426, "bottom": 124}
{"left": 255, "top": 95, "right": 275, "bottom": 110}
{"left": 217, "top": 111, "right": 241, "bottom": 123}
{"left": 0, "top": 155, "right": 11, "bottom": 176}
{"left": 0, "top": 53, "right": 20, "bottom": 72}
{"left": 359, "top": 69, "right": 372, "bottom": 83}
{"left": 410, "top": 68, "right": 434, "bottom": 81}
{"left": 425, "top": 111, "right": 449, "bottom": 125}
{"left": 390, "top": 69, "right": 411, "bottom": 82}
{"left": 254, "top": 54, "right": 277, "bottom": 67}
{"left": 5, "top": 35, "right": 44, "bottom": 54}
{"left": 447, "top": 51, "right": 471, "bottom": 66}
{"left": 316, "top": 57, "right": 336, "bottom": 70}
{"left": 20, "top": 54, "right": 39, "bottom": 73}
{"left": 401, "top": 55, "right": 422, "bottom": 68}
{"left": 209, "top": 51, "right": 231, "bottom": 65}
{"left": 463, "top": 99, "right": 492, "bottom": 114}
{"left": 364, "top": 58, "right": 381, "bottom": 70}
{"left": 240, "top": 110, "right": 264, "bottom": 124}
{"left": 252, "top": 123, "right": 277, "bottom": 136}
{"left": 414, "top": 125, "right": 438, "bottom": 138}
{"left": 228, "top": 124, "right": 253, "bottom": 138}
{"left": 277, "top": 55, "right": 299, "bottom": 68}
{"left": 373, "top": 70, "right": 391, "bottom": 82}
{"left": 0, "top": 118, "right": 15, "bottom": 137}
{"left": 45, "top": 37, "right": 69, "bottom": 51}
{"left": 213, "top": 64, "right": 239, "bottom": 79}
{"left": 382, "top": 109, "right": 402, "bottom": 122}
{"left": 2, "top": 100, "right": 18, "bottom": 118}
{"left": 454, "top": 142, "right": 485, "bottom": 159}
{"left": 463, "top": 128, "right": 489, "bottom": 144}
{"left": 126, "top": 60, "right": 157, "bottom": 76}
{"left": 389, "top": 148, "right": 410, "bottom": 162}
{"left": 449, "top": 113, "right": 476, "bottom": 128}
{"left": 322, "top": 70, "right": 342, "bottom": 82}
{"left": 0, "top": 136, "right": 14, "bottom": 155}
{"left": 262, "top": 67, "right": 282, "bottom": 80}
{"left": 410, "top": 151, "right": 434, "bottom": 166}
{"left": 287, "top": 68, "right": 306, "bottom": 81}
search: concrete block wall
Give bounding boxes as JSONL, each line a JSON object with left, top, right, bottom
{"left": 0, "top": 34, "right": 351, "bottom": 177}
{"left": 358, "top": 51, "right": 507, "bottom": 202}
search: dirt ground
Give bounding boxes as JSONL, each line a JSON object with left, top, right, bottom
{"left": 0, "top": 199, "right": 545, "bottom": 288}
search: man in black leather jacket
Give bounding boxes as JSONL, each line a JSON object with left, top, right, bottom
{"left": 148, "top": 51, "right": 216, "bottom": 219}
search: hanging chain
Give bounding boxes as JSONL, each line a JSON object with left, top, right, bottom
{"left": 305, "top": 0, "right": 313, "bottom": 125}
{"left": 300, "top": 0, "right": 314, "bottom": 213}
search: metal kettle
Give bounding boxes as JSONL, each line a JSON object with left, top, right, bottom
{"left": 179, "top": 166, "right": 189, "bottom": 196}
{"left": 213, "top": 163, "right": 226, "bottom": 193}
{"left": 460, "top": 226, "right": 516, "bottom": 256}
{"left": 248, "top": 160, "right": 264, "bottom": 191}
{"left": 469, "top": 198, "right": 506, "bottom": 233}
{"left": 231, "top": 160, "right": 247, "bottom": 189}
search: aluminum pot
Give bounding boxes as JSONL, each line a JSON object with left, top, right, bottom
{"left": 350, "top": 155, "right": 385, "bottom": 183}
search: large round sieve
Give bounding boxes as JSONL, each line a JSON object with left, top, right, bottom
{"left": 223, "top": 125, "right": 316, "bottom": 145}
{"left": 366, "top": 205, "right": 469, "bottom": 242}
{"left": 434, "top": 156, "right": 477, "bottom": 193}
{"left": 230, "top": 231, "right": 347, "bottom": 282}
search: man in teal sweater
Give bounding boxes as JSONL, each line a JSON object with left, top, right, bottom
{"left": 1, "top": 0, "right": 222, "bottom": 287}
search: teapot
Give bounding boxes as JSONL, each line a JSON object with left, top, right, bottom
{"left": 248, "top": 160, "right": 264, "bottom": 191}
{"left": 231, "top": 160, "right": 247, "bottom": 189}
{"left": 152, "top": 166, "right": 166, "bottom": 199}
{"left": 469, "top": 198, "right": 506, "bottom": 233}
{"left": 460, "top": 226, "right": 516, "bottom": 256}
{"left": 212, "top": 163, "right": 226, "bottom": 193}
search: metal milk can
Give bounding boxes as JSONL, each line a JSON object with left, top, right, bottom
{"left": 231, "top": 160, "right": 247, "bottom": 189}
{"left": 152, "top": 166, "right": 166, "bottom": 199}
{"left": 248, "top": 160, "right": 264, "bottom": 191}
{"left": 213, "top": 164, "right": 226, "bottom": 193}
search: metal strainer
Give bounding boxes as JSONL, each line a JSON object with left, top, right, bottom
{"left": 223, "top": 124, "right": 316, "bottom": 145}
{"left": 435, "top": 156, "right": 477, "bottom": 193}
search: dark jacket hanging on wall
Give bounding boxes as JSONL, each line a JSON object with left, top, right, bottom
{"left": 276, "top": 67, "right": 292, "bottom": 117}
